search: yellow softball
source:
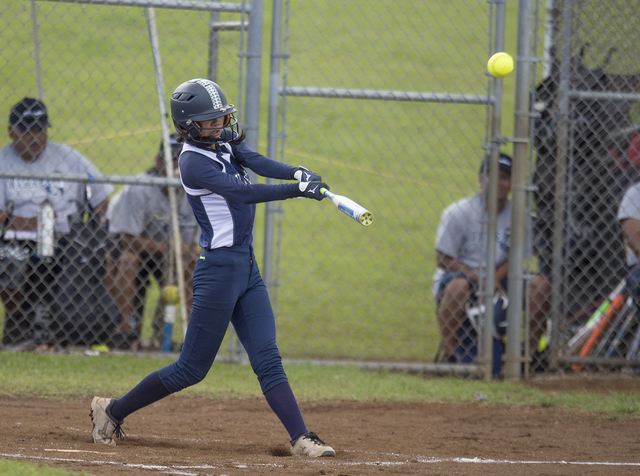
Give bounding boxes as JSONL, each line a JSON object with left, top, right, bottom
{"left": 487, "top": 52, "right": 514, "bottom": 78}
{"left": 162, "top": 285, "right": 180, "bottom": 305}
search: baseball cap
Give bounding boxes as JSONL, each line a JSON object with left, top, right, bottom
{"left": 158, "top": 133, "right": 183, "bottom": 158}
{"left": 479, "top": 152, "right": 512, "bottom": 175}
{"left": 9, "top": 97, "right": 51, "bottom": 131}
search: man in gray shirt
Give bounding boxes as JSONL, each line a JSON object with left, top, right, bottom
{"left": 618, "top": 182, "right": 640, "bottom": 306}
{"left": 106, "top": 134, "right": 200, "bottom": 349}
{"left": 0, "top": 98, "right": 113, "bottom": 345}
{"left": 432, "top": 153, "right": 549, "bottom": 371}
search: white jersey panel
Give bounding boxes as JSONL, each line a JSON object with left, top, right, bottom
{"left": 180, "top": 143, "right": 235, "bottom": 249}
{"left": 200, "top": 193, "right": 234, "bottom": 248}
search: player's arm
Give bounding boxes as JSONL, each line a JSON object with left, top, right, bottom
{"left": 181, "top": 153, "right": 321, "bottom": 203}
{"left": 621, "top": 218, "right": 640, "bottom": 261}
{"left": 231, "top": 141, "right": 321, "bottom": 181}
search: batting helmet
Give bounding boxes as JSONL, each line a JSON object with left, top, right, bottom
{"left": 170, "top": 79, "right": 239, "bottom": 147}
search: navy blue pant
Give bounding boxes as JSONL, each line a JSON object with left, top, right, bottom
{"left": 158, "top": 245, "right": 288, "bottom": 394}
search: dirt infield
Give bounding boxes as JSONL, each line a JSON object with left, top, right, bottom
{"left": 2, "top": 376, "right": 640, "bottom": 476}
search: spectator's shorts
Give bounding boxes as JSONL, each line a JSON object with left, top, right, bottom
{"left": 435, "top": 271, "right": 510, "bottom": 306}
{"left": 435, "top": 271, "right": 479, "bottom": 306}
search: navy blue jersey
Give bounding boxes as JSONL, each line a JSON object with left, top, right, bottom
{"left": 179, "top": 138, "right": 301, "bottom": 249}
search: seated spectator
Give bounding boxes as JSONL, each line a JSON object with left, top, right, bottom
{"left": 432, "top": 153, "right": 550, "bottom": 372}
{"left": 618, "top": 181, "right": 640, "bottom": 304}
{"left": 106, "top": 133, "right": 200, "bottom": 350}
{"left": 0, "top": 97, "right": 113, "bottom": 347}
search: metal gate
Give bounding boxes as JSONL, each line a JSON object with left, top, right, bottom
{"left": 262, "top": 0, "right": 511, "bottom": 378}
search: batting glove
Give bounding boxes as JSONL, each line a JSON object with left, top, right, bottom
{"left": 293, "top": 166, "right": 322, "bottom": 183}
{"left": 298, "top": 181, "right": 329, "bottom": 201}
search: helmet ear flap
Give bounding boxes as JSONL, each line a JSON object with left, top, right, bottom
{"left": 223, "top": 115, "right": 230, "bottom": 127}
{"left": 186, "top": 120, "right": 201, "bottom": 140}
{"left": 173, "top": 119, "right": 191, "bottom": 141}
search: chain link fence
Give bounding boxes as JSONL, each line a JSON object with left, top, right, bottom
{"left": 268, "top": 0, "right": 502, "bottom": 368}
{"left": 0, "top": 0, "right": 248, "bottom": 351}
{"left": 1, "top": 0, "right": 639, "bottom": 378}
{"left": 534, "top": 0, "right": 640, "bottom": 373}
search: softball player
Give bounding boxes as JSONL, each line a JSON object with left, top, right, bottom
{"left": 91, "top": 79, "right": 335, "bottom": 457}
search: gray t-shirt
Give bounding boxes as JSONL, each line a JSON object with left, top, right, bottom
{"left": 431, "top": 193, "right": 532, "bottom": 296}
{"left": 617, "top": 182, "right": 640, "bottom": 266}
{"left": 0, "top": 142, "right": 114, "bottom": 240}
{"left": 107, "top": 173, "right": 199, "bottom": 245}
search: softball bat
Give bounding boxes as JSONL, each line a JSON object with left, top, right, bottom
{"left": 320, "top": 187, "right": 374, "bottom": 226}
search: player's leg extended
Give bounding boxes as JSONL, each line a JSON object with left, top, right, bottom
{"left": 157, "top": 246, "right": 251, "bottom": 392}
{"left": 232, "top": 254, "right": 335, "bottom": 457}
{"left": 92, "top": 247, "right": 249, "bottom": 445}
{"left": 231, "top": 273, "right": 305, "bottom": 438}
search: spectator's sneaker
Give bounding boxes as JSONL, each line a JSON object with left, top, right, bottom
{"left": 90, "top": 397, "right": 126, "bottom": 446}
{"left": 290, "top": 432, "right": 335, "bottom": 457}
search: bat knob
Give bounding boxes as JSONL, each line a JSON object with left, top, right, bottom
{"left": 359, "top": 212, "right": 374, "bottom": 226}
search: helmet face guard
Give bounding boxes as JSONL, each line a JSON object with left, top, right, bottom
{"left": 170, "top": 79, "right": 239, "bottom": 147}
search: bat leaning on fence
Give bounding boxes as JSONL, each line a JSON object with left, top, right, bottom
{"left": 564, "top": 279, "right": 626, "bottom": 356}
{"left": 604, "top": 298, "right": 637, "bottom": 358}
{"left": 593, "top": 296, "right": 633, "bottom": 357}
{"left": 572, "top": 291, "right": 627, "bottom": 371}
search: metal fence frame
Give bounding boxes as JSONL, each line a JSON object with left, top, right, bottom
{"left": 548, "top": 0, "right": 640, "bottom": 371}
{"left": 3, "top": 0, "right": 639, "bottom": 378}
{"left": 264, "top": 0, "right": 513, "bottom": 379}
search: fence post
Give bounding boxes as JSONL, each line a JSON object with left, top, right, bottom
{"left": 504, "top": 0, "right": 534, "bottom": 379}
{"left": 548, "top": 0, "right": 573, "bottom": 370}
{"left": 243, "top": 0, "right": 264, "bottom": 153}
{"left": 481, "top": 0, "right": 508, "bottom": 381}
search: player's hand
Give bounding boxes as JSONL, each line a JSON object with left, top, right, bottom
{"left": 298, "top": 181, "right": 329, "bottom": 201}
{"left": 293, "top": 166, "right": 322, "bottom": 182}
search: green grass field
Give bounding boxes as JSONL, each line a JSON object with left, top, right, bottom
{"left": 3, "top": 352, "right": 640, "bottom": 411}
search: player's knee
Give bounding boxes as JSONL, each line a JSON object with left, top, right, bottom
{"left": 180, "top": 362, "right": 208, "bottom": 387}
{"left": 252, "top": 352, "right": 286, "bottom": 392}
{"left": 159, "top": 361, "right": 208, "bottom": 392}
